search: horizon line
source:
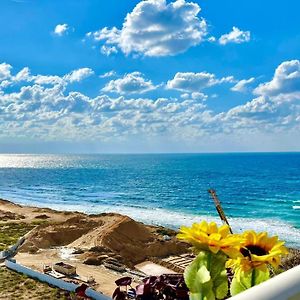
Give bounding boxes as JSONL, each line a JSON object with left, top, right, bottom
{"left": 0, "top": 151, "right": 300, "bottom": 155}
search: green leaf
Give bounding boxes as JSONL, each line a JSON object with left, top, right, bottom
{"left": 230, "top": 275, "right": 249, "bottom": 296}
{"left": 184, "top": 251, "right": 228, "bottom": 300}
{"left": 190, "top": 292, "right": 214, "bottom": 300}
{"left": 214, "top": 272, "right": 228, "bottom": 299}
{"left": 210, "top": 253, "right": 228, "bottom": 299}
{"left": 230, "top": 268, "right": 270, "bottom": 296}
{"left": 184, "top": 251, "right": 215, "bottom": 300}
{"left": 184, "top": 252, "right": 211, "bottom": 293}
{"left": 252, "top": 268, "right": 270, "bottom": 286}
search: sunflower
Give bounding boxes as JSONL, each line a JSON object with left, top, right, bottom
{"left": 226, "top": 230, "right": 288, "bottom": 272}
{"left": 177, "top": 220, "right": 241, "bottom": 256}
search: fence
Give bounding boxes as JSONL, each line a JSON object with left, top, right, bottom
{"left": 0, "top": 236, "right": 25, "bottom": 260}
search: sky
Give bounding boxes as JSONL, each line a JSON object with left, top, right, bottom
{"left": 0, "top": 0, "right": 300, "bottom": 153}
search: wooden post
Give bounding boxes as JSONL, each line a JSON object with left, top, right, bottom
{"left": 208, "top": 189, "right": 233, "bottom": 234}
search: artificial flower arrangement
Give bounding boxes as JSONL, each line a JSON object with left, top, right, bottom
{"left": 177, "top": 221, "right": 288, "bottom": 300}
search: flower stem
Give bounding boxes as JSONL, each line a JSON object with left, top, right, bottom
{"left": 207, "top": 252, "right": 212, "bottom": 271}
{"left": 251, "top": 268, "right": 256, "bottom": 287}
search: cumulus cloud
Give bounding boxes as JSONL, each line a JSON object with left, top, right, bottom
{"left": 0, "top": 65, "right": 94, "bottom": 89}
{"left": 64, "top": 68, "right": 94, "bottom": 83}
{"left": 54, "top": 24, "right": 69, "bottom": 36}
{"left": 90, "top": 0, "right": 207, "bottom": 57}
{"left": 231, "top": 77, "right": 255, "bottom": 93}
{"left": 1, "top": 61, "right": 300, "bottom": 150}
{"left": 0, "top": 63, "right": 12, "bottom": 81}
{"left": 100, "top": 70, "right": 116, "bottom": 78}
{"left": 254, "top": 60, "right": 300, "bottom": 96}
{"left": 101, "top": 45, "right": 118, "bottom": 56}
{"left": 224, "top": 60, "right": 300, "bottom": 130}
{"left": 167, "top": 72, "right": 235, "bottom": 92}
{"left": 102, "top": 72, "right": 157, "bottom": 94}
{"left": 181, "top": 92, "right": 208, "bottom": 101}
{"left": 219, "top": 27, "right": 250, "bottom": 45}
{"left": 14, "top": 67, "right": 32, "bottom": 82}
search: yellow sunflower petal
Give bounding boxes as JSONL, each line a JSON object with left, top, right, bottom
{"left": 208, "top": 222, "right": 218, "bottom": 234}
{"left": 198, "top": 221, "right": 208, "bottom": 232}
{"left": 219, "top": 224, "right": 230, "bottom": 238}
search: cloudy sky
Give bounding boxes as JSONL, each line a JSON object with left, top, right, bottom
{"left": 0, "top": 0, "right": 300, "bottom": 153}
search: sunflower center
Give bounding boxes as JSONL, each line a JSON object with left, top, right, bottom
{"left": 243, "top": 245, "right": 268, "bottom": 256}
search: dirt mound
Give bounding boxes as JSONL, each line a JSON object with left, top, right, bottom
{"left": 72, "top": 215, "right": 187, "bottom": 266}
{"left": 20, "top": 212, "right": 187, "bottom": 266}
{"left": 20, "top": 216, "right": 99, "bottom": 252}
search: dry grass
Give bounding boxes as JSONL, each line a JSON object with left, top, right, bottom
{"left": 0, "top": 222, "right": 74, "bottom": 300}
{"left": 281, "top": 248, "right": 300, "bottom": 271}
{"left": 0, "top": 267, "right": 69, "bottom": 300}
{"left": 0, "top": 222, "right": 36, "bottom": 251}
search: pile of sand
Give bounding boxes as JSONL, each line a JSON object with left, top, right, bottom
{"left": 20, "top": 216, "right": 99, "bottom": 252}
{"left": 21, "top": 213, "right": 187, "bottom": 266}
{"left": 0, "top": 199, "right": 187, "bottom": 266}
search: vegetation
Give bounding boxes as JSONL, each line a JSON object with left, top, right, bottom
{"left": 0, "top": 267, "right": 69, "bottom": 300}
{"left": 0, "top": 222, "right": 36, "bottom": 251}
{"left": 0, "top": 222, "right": 87, "bottom": 300}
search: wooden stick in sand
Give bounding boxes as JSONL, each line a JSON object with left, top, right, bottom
{"left": 208, "top": 189, "right": 233, "bottom": 234}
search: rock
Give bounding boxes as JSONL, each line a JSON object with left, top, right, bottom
{"left": 83, "top": 254, "right": 111, "bottom": 265}
{"left": 97, "top": 254, "right": 109, "bottom": 262}
{"left": 34, "top": 214, "right": 50, "bottom": 219}
{"left": 72, "top": 248, "right": 84, "bottom": 254}
{"left": 83, "top": 256, "right": 102, "bottom": 266}
{"left": 89, "top": 246, "right": 110, "bottom": 253}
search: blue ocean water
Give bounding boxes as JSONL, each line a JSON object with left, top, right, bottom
{"left": 0, "top": 153, "right": 299, "bottom": 247}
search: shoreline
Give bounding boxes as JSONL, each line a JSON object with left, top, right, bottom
{"left": 2, "top": 196, "right": 300, "bottom": 250}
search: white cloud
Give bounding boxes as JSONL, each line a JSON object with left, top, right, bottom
{"left": 231, "top": 77, "right": 255, "bottom": 93}
{"left": 102, "top": 72, "right": 156, "bottom": 94}
{"left": 180, "top": 92, "right": 207, "bottom": 101}
{"left": 167, "top": 72, "right": 235, "bottom": 92}
{"left": 64, "top": 68, "right": 94, "bottom": 83}
{"left": 254, "top": 60, "right": 300, "bottom": 96}
{"left": 208, "top": 36, "right": 216, "bottom": 42}
{"left": 33, "top": 68, "right": 94, "bottom": 86}
{"left": 100, "top": 70, "right": 116, "bottom": 78}
{"left": 94, "top": 27, "right": 120, "bottom": 43}
{"left": 191, "top": 92, "right": 208, "bottom": 101}
{"left": 34, "top": 75, "right": 64, "bottom": 86}
{"left": 0, "top": 63, "right": 12, "bottom": 81}
{"left": 90, "top": 0, "right": 207, "bottom": 57}
{"left": 101, "top": 45, "right": 118, "bottom": 56}
{"left": 224, "top": 60, "right": 300, "bottom": 130}
{"left": 0, "top": 65, "right": 94, "bottom": 89}
{"left": 219, "top": 26, "right": 250, "bottom": 45}
{"left": 14, "top": 67, "right": 32, "bottom": 82}
{"left": 1, "top": 61, "right": 300, "bottom": 151}
{"left": 54, "top": 24, "right": 69, "bottom": 36}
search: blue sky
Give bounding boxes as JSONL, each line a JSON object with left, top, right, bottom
{"left": 0, "top": 0, "right": 300, "bottom": 153}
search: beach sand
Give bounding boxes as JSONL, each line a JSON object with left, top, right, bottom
{"left": 0, "top": 198, "right": 188, "bottom": 297}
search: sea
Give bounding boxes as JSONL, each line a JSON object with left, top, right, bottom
{"left": 0, "top": 153, "right": 299, "bottom": 248}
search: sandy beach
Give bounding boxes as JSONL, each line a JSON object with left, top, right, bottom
{"left": 0, "top": 198, "right": 188, "bottom": 297}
